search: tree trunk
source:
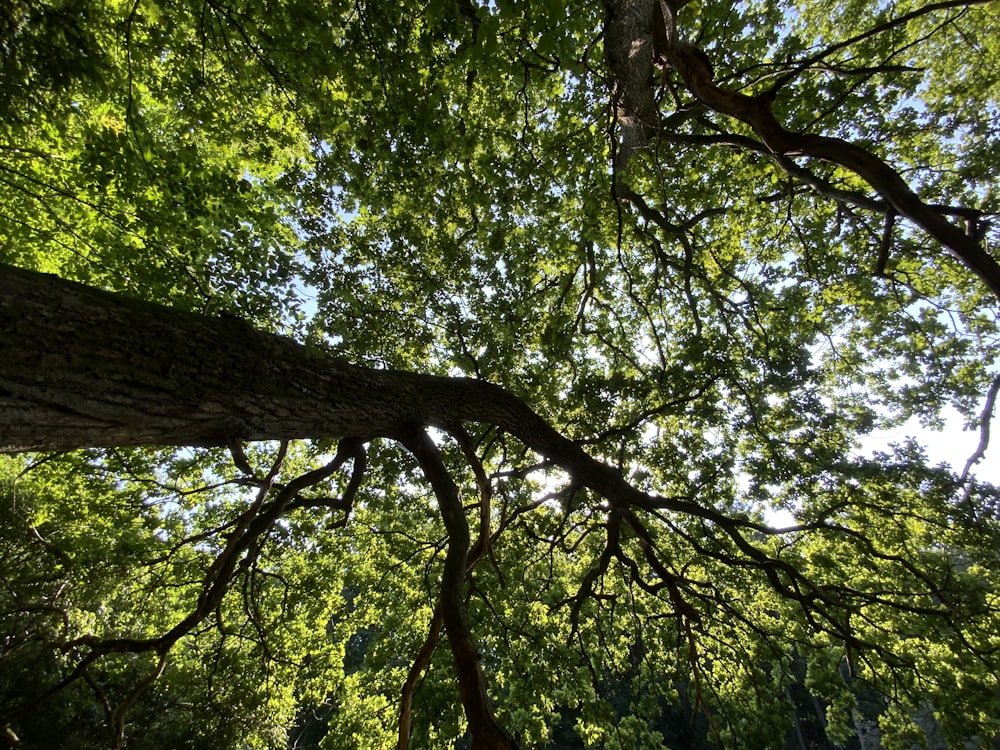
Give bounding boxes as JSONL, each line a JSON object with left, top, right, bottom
{"left": 604, "top": 0, "right": 657, "bottom": 183}
{"left": 0, "top": 264, "right": 545, "bottom": 453}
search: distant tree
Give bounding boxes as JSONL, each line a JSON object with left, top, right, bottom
{"left": 2, "top": 0, "right": 1000, "bottom": 748}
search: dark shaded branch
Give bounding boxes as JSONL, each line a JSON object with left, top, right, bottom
{"left": 569, "top": 511, "right": 620, "bottom": 635}
{"left": 11, "top": 438, "right": 363, "bottom": 723}
{"left": 876, "top": 209, "right": 897, "bottom": 277}
{"left": 285, "top": 441, "right": 367, "bottom": 518}
{"left": 0, "top": 263, "right": 859, "bottom": 589}
{"left": 0, "top": 264, "right": 981, "bottom": 724}
{"left": 227, "top": 440, "right": 257, "bottom": 477}
{"left": 399, "top": 424, "right": 500, "bottom": 750}
{"left": 449, "top": 423, "right": 495, "bottom": 564}
{"left": 110, "top": 652, "right": 167, "bottom": 750}
{"left": 399, "top": 428, "right": 520, "bottom": 750}
{"left": 398, "top": 609, "right": 444, "bottom": 750}
{"left": 664, "top": 131, "right": 986, "bottom": 228}
{"left": 666, "top": 43, "right": 1000, "bottom": 298}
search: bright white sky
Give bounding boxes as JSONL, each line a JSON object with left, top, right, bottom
{"left": 859, "top": 406, "right": 998, "bottom": 485}
{"left": 761, "top": 406, "right": 997, "bottom": 528}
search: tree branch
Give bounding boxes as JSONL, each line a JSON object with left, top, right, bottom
{"left": 667, "top": 43, "right": 1000, "bottom": 298}
{"left": 399, "top": 427, "right": 520, "bottom": 750}
{"left": 961, "top": 373, "right": 1000, "bottom": 485}
{"left": 769, "top": 0, "right": 993, "bottom": 96}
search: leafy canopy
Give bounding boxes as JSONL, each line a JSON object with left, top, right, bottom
{"left": 1, "top": 0, "right": 1000, "bottom": 747}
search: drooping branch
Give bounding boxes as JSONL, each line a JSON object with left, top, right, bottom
{"left": 109, "top": 652, "right": 167, "bottom": 750}
{"left": 399, "top": 427, "right": 520, "bottom": 750}
{"left": 9, "top": 436, "right": 362, "bottom": 725}
{"left": 449, "top": 423, "right": 495, "bottom": 563}
{"left": 398, "top": 609, "right": 445, "bottom": 750}
{"left": 398, "top": 426, "right": 498, "bottom": 750}
{"left": 0, "top": 263, "right": 881, "bottom": 571}
{"left": 961, "top": 373, "right": 1000, "bottom": 485}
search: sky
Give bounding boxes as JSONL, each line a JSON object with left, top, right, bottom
{"left": 860, "top": 406, "right": 998, "bottom": 485}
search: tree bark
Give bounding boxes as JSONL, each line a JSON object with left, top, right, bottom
{"left": 3, "top": 263, "right": 651, "bottom": 500}
{"left": 600, "top": 0, "right": 1000, "bottom": 298}
{"left": 604, "top": 0, "right": 657, "bottom": 184}
{"left": 0, "top": 264, "right": 554, "bottom": 453}
{"left": 0, "top": 264, "right": 872, "bottom": 745}
{"left": 0, "top": 263, "right": 767, "bottom": 534}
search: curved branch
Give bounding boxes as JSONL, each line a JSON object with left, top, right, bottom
{"left": 110, "top": 652, "right": 167, "bottom": 749}
{"left": 11, "top": 438, "right": 364, "bottom": 726}
{"left": 399, "top": 427, "right": 520, "bottom": 750}
{"left": 668, "top": 44, "right": 1000, "bottom": 298}
{"left": 397, "top": 609, "right": 444, "bottom": 750}
{"left": 961, "top": 373, "right": 1000, "bottom": 485}
{"left": 399, "top": 425, "right": 499, "bottom": 750}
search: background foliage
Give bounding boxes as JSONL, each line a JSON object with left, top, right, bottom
{"left": 2, "top": 0, "right": 1000, "bottom": 747}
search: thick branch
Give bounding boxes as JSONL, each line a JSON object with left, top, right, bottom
{"left": 0, "top": 265, "right": 647, "bottom": 511}
{"left": 604, "top": 0, "right": 658, "bottom": 182}
{"left": 400, "top": 428, "right": 519, "bottom": 750}
{"left": 0, "top": 264, "right": 797, "bottom": 542}
{"left": 668, "top": 44, "right": 1000, "bottom": 298}
{"left": 0, "top": 265, "right": 579, "bottom": 452}
{"left": 399, "top": 426, "right": 496, "bottom": 750}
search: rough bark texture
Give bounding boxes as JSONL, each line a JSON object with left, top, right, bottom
{"left": 0, "top": 264, "right": 651, "bottom": 509}
{"left": 0, "top": 264, "right": 701, "bottom": 521}
{"left": 0, "top": 264, "right": 549, "bottom": 452}
{"left": 604, "top": 0, "right": 657, "bottom": 182}
{"left": 0, "top": 264, "right": 867, "bottom": 744}
{"left": 1, "top": 264, "right": 533, "bottom": 746}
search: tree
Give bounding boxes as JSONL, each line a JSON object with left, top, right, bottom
{"left": 1, "top": 0, "right": 1000, "bottom": 748}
